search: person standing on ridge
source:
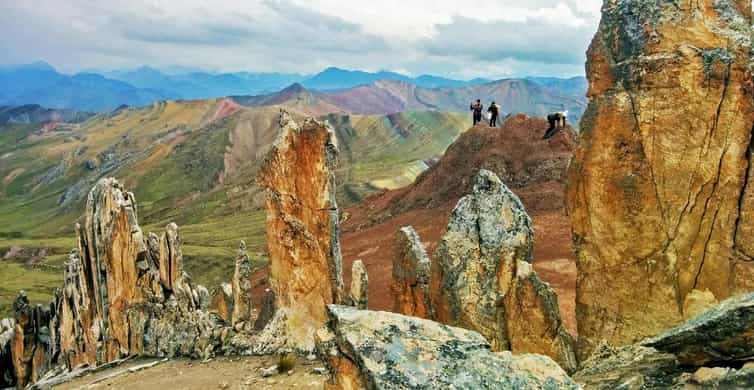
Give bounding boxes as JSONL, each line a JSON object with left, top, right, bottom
{"left": 487, "top": 101, "right": 500, "bottom": 127}
{"left": 470, "top": 99, "right": 483, "bottom": 126}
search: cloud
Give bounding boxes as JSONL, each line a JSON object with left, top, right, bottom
{"left": 0, "top": 0, "right": 602, "bottom": 78}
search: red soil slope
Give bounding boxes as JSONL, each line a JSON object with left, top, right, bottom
{"left": 340, "top": 114, "right": 579, "bottom": 333}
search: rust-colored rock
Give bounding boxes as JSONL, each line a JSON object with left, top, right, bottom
{"left": 253, "top": 288, "right": 276, "bottom": 331}
{"left": 232, "top": 241, "right": 253, "bottom": 331}
{"left": 347, "top": 260, "right": 368, "bottom": 310}
{"left": 158, "top": 222, "right": 181, "bottom": 291}
{"left": 256, "top": 111, "right": 344, "bottom": 349}
{"left": 503, "top": 261, "right": 577, "bottom": 373}
{"left": 567, "top": 0, "right": 754, "bottom": 359}
{"left": 391, "top": 226, "right": 432, "bottom": 319}
{"left": 210, "top": 283, "right": 234, "bottom": 323}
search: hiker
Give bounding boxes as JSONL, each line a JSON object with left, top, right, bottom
{"left": 544, "top": 110, "right": 568, "bottom": 139}
{"left": 470, "top": 99, "right": 483, "bottom": 126}
{"left": 487, "top": 101, "right": 500, "bottom": 127}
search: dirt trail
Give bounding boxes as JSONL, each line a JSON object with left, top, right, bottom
{"left": 54, "top": 356, "right": 326, "bottom": 390}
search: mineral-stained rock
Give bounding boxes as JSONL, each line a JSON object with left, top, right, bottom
{"left": 232, "top": 241, "right": 253, "bottom": 331}
{"left": 431, "top": 169, "right": 533, "bottom": 350}
{"left": 391, "top": 226, "right": 432, "bottom": 319}
{"left": 643, "top": 292, "right": 754, "bottom": 366}
{"left": 1, "top": 318, "right": 16, "bottom": 388}
{"left": 567, "top": 0, "right": 754, "bottom": 359}
{"left": 256, "top": 111, "right": 344, "bottom": 350}
{"left": 347, "top": 260, "right": 368, "bottom": 310}
{"left": 320, "top": 305, "right": 579, "bottom": 390}
{"left": 210, "top": 283, "right": 234, "bottom": 323}
{"left": 12, "top": 292, "right": 56, "bottom": 388}
{"left": 158, "top": 223, "right": 182, "bottom": 291}
{"left": 682, "top": 289, "right": 718, "bottom": 320}
{"left": 503, "top": 261, "right": 577, "bottom": 373}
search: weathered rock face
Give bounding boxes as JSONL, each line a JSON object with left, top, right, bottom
{"left": 232, "top": 241, "right": 253, "bottom": 331}
{"left": 431, "top": 169, "right": 532, "bottom": 350}
{"left": 567, "top": 0, "right": 754, "bottom": 359}
{"left": 256, "top": 111, "right": 344, "bottom": 349}
{"left": 319, "top": 305, "right": 579, "bottom": 390}
{"left": 0, "top": 318, "right": 15, "bottom": 388}
{"left": 574, "top": 293, "right": 754, "bottom": 389}
{"left": 253, "top": 288, "right": 276, "bottom": 331}
{"left": 503, "top": 262, "right": 578, "bottom": 374}
{"left": 347, "top": 260, "right": 368, "bottom": 310}
{"left": 391, "top": 226, "right": 432, "bottom": 319}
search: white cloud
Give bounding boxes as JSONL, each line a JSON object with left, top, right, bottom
{"left": 0, "top": 0, "right": 602, "bottom": 78}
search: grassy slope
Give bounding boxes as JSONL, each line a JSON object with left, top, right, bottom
{"left": 0, "top": 99, "right": 466, "bottom": 316}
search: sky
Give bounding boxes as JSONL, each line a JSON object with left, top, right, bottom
{"left": 0, "top": 0, "right": 603, "bottom": 79}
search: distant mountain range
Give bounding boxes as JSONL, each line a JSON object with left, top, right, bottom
{"left": 0, "top": 62, "right": 585, "bottom": 112}
{"left": 234, "top": 79, "right": 587, "bottom": 124}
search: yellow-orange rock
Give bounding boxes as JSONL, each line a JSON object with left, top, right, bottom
{"left": 567, "top": 0, "right": 754, "bottom": 359}
{"left": 391, "top": 226, "right": 432, "bottom": 319}
{"left": 503, "top": 261, "right": 577, "bottom": 374}
{"left": 256, "top": 111, "right": 344, "bottom": 349}
{"left": 232, "top": 241, "right": 253, "bottom": 331}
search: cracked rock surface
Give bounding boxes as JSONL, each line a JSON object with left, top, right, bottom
{"left": 567, "top": 0, "right": 754, "bottom": 359}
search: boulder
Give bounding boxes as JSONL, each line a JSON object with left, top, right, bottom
{"left": 256, "top": 111, "right": 344, "bottom": 350}
{"left": 574, "top": 293, "right": 754, "bottom": 389}
{"left": 347, "top": 260, "right": 368, "bottom": 310}
{"left": 643, "top": 292, "right": 754, "bottom": 366}
{"left": 319, "top": 305, "right": 579, "bottom": 390}
{"left": 567, "top": 0, "right": 754, "bottom": 359}
{"left": 391, "top": 226, "right": 432, "bottom": 319}
{"left": 232, "top": 241, "right": 253, "bottom": 331}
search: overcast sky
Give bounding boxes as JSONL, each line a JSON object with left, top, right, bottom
{"left": 0, "top": 0, "right": 602, "bottom": 79}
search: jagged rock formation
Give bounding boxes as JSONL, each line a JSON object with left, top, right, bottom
{"left": 431, "top": 170, "right": 533, "bottom": 350}
{"left": 567, "top": 0, "right": 754, "bottom": 359}
{"left": 429, "top": 170, "right": 576, "bottom": 371}
{"left": 391, "top": 226, "right": 432, "bottom": 319}
{"left": 7, "top": 178, "right": 234, "bottom": 387}
{"left": 347, "top": 260, "right": 368, "bottom": 310}
{"left": 318, "top": 305, "right": 579, "bottom": 389}
{"left": 0, "top": 318, "right": 15, "bottom": 388}
{"left": 574, "top": 292, "right": 754, "bottom": 389}
{"left": 232, "top": 241, "right": 253, "bottom": 331}
{"left": 210, "top": 283, "right": 234, "bottom": 323}
{"left": 256, "top": 111, "right": 344, "bottom": 350}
